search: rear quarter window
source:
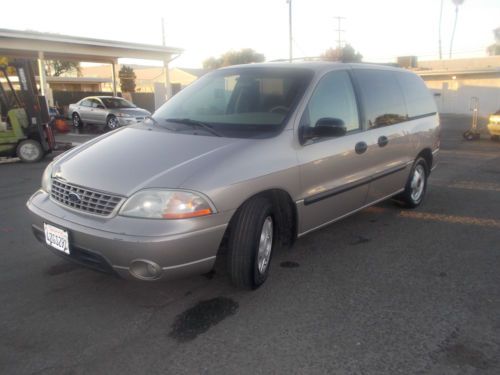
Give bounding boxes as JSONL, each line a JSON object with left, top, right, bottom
{"left": 396, "top": 72, "right": 437, "bottom": 118}
{"left": 353, "top": 69, "right": 407, "bottom": 129}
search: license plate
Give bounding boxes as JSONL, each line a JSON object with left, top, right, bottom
{"left": 44, "top": 223, "right": 70, "bottom": 254}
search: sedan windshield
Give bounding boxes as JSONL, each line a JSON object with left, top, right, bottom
{"left": 101, "top": 98, "right": 136, "bottom": 109}
{"left": 153, "top": 67, "right": 313, "bottom": 138}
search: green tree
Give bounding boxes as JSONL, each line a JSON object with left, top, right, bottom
{"left": 45, "top": 60, "right": 80, "bottom": 76}
{"left": 320, "top": 44, "right": 363, "bottom": 63}
{"left": 119, "top": 65, "right": 136, "bottom": 93}
{"left": 203, "top": 48, "right": 265, "bottom": 69}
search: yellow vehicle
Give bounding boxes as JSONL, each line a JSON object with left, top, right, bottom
{"left": 487, "top": 110, "right": 500, "bottom": 141}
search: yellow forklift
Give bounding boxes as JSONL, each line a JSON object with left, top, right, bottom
{"left": 0, "top": 59, "right": 56, "bottom": 162}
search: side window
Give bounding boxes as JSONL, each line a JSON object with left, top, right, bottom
{"left": 90, "top": 99, "right": 103, "bottom": 108}
{"left": 354, "top": 69, "right": 407, "bottom": 128}
{"left": 396, "top": 72, "right": 437, "bottom": 118}
{"left": 80, "top": 99, "right": 91, "bottom": 107}
{"left": 301, "top": 70, "right": 359, "bottom": 132}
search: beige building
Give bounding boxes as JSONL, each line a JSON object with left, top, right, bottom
{"left": 412, "top": 56, "right": 500, "bottom": 117}
{"left": 81, "top": 65, "right": 207, "bottom": 93}
{"left": 47, "top": 76, "right": 111, "bottom": 92}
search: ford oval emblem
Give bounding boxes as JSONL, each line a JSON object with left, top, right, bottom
{"left": 67, "top": 192, "right": 81, "bottom": 204}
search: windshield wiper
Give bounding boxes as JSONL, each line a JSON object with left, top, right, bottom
{"left": 144, "top": 115, "right": 160, "bottom": 126}
{"left": 166, "top": 118, "right": 222, "bottom": 137}
{"left": 144, "top": 116, "right": 176, "bottom": 132}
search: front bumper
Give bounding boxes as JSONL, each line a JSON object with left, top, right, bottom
{"left": 27, "top": 190, "right": 230, "bottom": 280}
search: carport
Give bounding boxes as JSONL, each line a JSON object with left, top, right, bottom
{"left": 0, "top": 28, "right": 183, "bottom": 105}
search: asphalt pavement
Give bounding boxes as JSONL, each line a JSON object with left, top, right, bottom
{"left": 0, "top": 115, "right": 499, "bottom": 374}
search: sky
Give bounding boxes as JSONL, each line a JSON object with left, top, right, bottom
{"left": 3, "top": 0, "right": 499, "bottom": 68}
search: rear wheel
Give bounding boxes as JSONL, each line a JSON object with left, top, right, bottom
{"left": 72, "top": 113, "right": 82, "bottom": 128}
{"left": 227, "top": 196, "right": 275, "bottom": 289}
{"left": 397, "top": 157, "right": 428, "bottom": 208}
{"left": 17, "top": 139, "right": 43, "bottom": 163}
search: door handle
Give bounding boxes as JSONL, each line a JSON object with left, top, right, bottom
{"left": 355, "top": 141, "right": 368, "bottom": 154}
{"left": 378, "top": 136, "right": 389, "bottom": 147}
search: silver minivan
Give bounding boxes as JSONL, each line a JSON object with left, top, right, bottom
{"left": 28, "top": 63, "right": 440, "bottom": 289}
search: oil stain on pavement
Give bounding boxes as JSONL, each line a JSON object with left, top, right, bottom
{"left": 46, "top": 262, "right": 80, "bottom": 276}
{"left": 350, "top": 235, "right": 372, "bottom": 245}
{"left": 169, "top": 297, "right": 238, "bottom": 343}
{"left": 280, "top": 261, "right": 300, "bottom": 268}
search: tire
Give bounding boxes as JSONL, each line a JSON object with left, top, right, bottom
{"left": 463, "top": 130, "right": 480, "bottom": 141}
{"left": 106, "top": 115, "right": 120, "bottom": 130}
{"left": 72, "top": 113, "right": 82, "bottom": 128}
{"left": 397, "top": 157, "right": 428, "bottom": 208}
{"left": 227, "top": 196, "right": 276, "bottom": 289}
{"left": 16, "top": 139, "right": 43, "bottom": 163}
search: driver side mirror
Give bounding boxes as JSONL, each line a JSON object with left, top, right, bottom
{"left": 302, "top": 117, "right": 347, "bottom": 141}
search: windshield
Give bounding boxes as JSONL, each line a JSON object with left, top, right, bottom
{"left": 153, "top": 67, "right": 313, "bottom": 138}
{"left": 101, "top": 98, "right": 136, "bottom": 109}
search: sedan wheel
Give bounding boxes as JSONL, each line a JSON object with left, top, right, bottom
{"left": 107, "top": 116, "right": 119, "bottom": 130}
{"left": 72, "top": 113, "right": 82, "bottom": 128}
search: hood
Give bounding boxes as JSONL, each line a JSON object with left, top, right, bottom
{"left": 109, "top": 107, "right": 150, "bottom": 116}
{"left": 53, "top": 126, "right": 247, "bottom": 197}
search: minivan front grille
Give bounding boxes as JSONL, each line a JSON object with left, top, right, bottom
{"left": 51, "top": 179, "right": 123, "bottom": 216}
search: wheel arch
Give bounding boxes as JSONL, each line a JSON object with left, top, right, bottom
{"left": 219, "top": 188, "right": 298, "bottom": 255}
{"left": 416, "top": 148, "right": 433, "bottom": 174}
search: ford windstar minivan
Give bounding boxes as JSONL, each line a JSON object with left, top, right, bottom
{"left": 28, "top": 62, "right": 440, "bottom": 289}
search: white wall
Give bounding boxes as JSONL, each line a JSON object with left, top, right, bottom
{"left": 425, "top": 77, "right": 500, "bottom": 117}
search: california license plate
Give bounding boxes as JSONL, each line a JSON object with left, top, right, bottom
{"left": 44, "top": 223, "right": 70, "bottom": 254}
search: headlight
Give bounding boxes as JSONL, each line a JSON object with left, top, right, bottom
{"left": 41, "top": 162, "right": 53, "bottom": 193}
{"left": 119, "top": 190, "right": 215, "bottom": 219}
{"left": 116, "top": 112, "right": 132, "bottom": 118}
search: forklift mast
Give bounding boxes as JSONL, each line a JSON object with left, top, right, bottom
{"left": 12, "top": 59, "right": 54, "bottom": 151}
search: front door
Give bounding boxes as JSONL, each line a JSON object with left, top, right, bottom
{"left": 87, "top": 98, "right": 106, "bottom": 124}
{"left": 296, "top": 69, "right": 373, "bottom": 235}
{"left": 78, "top": 99, "right": 92, "bottom": 122}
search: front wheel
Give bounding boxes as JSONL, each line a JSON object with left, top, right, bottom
{"left": 72, "top": 113, "right": 82, "bottom": 128}
{"left": 397, "top": 157, "right": 428, "bottom": 208}
{"left": 227, "top": 197, "right": 275, "bottom": 289}
{"left": 106, "top": 116, "right": 120, "bottom": 130}
{"left": 17, "top": 139, "right": 43, "bottom": 163}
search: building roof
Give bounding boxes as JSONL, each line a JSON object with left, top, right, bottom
{"left": 47, "top": 76, "right": 112, "bottom": 83}
{"left": 410, "top": 56, "right": 500, "bottom": 78}
{"left": 178, "top": 68, "right": 209, "bottom": 78}
{"left": 0, "top": 28, "right": 183, "bottom": 63}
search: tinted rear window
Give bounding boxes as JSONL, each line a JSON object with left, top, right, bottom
{"left": 354, "top": 69, "right": 407, "bottom": 128}
{"left": 396, "top": 72, "right": 437, "bottom": 118}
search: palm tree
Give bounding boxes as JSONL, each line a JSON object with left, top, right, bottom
{"left": 449, "top": 0, "right": 465, "bottom": 59}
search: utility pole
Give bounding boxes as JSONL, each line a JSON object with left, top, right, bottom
{"left": 438, "top": 0, "right": 444, "bottom": 59}
{"left": 449, "top": 0, "right": 464, "bottom": 59}
{"left": 161, "top": 17, "right": 171, "bottom": 100}
{"left": 287, "top": 0, "right": 293, "bottom": 62}
{"left": 334, "top": 16, "right": 346, "bottom": 60}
